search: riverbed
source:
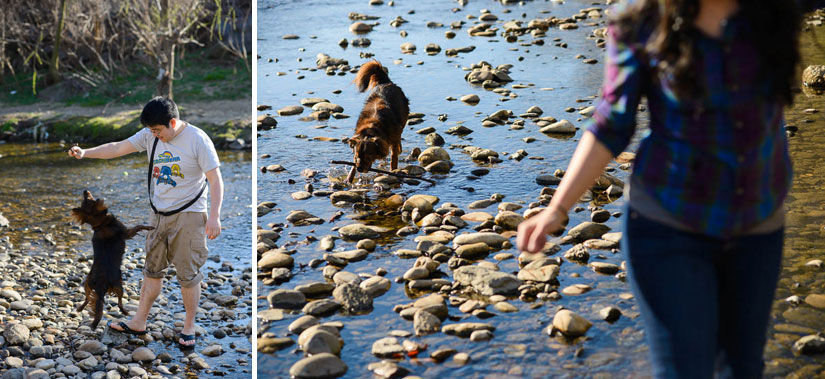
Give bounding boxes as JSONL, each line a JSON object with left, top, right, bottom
{"left": 256, "top": 0, "right": 825, "bottom": 377}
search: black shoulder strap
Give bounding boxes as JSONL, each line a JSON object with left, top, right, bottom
{"left": 147, "top": 137, "right": 207, "bottom": 217}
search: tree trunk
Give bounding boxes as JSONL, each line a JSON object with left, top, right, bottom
{"left": 48, "top": 0, "right": 68, "bottom": 85}
{"left": 156, "top": 0, "right": 174, "bottom": 99}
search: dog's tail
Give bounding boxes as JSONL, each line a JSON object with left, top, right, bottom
{"left": 355, "top": 61, "right": 391, "bottom": 92}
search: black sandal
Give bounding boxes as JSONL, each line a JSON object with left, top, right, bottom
{"left": 108, "top": 321, "right": 148, "bottom": 336}
{"left": 178, "top": 332, "right": 196, "bottom": 348}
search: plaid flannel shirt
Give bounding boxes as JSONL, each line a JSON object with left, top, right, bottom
{"left": 585, "top": 9, "right": 798, "bottom": 238}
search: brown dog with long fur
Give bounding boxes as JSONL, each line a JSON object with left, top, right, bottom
{"left": 346, "top": 60, "right": 410, "bottom": 183}
{"left": 72, "top": 190, "right": 153, "bottom": 330}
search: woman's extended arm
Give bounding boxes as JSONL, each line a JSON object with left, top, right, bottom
{"left": 516, "top": 132, "right": 614, "bottom": 253}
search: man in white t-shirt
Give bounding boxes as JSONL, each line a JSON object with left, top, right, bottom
{"left": 68, "top": 97, "right": 224, "bottom": 347}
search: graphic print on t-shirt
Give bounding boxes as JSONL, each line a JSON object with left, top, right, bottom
{"left": 152, "top": 151, "right": 185, "bottom": 188}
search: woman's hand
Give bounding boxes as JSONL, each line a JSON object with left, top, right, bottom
{"left": 516, "top": 206, "right": 568, "bottom": 254}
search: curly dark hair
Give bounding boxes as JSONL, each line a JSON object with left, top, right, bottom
{"left": 613, "top": 0, "right": 801, "bottom": 105}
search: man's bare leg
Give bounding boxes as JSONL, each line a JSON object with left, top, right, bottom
{"left": 179, "top": 282, "right": 201, "bottom": 346}
{"left": 111, "top": 277, "right": 162, "bottom": 332}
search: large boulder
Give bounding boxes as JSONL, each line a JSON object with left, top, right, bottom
{"left": 453, "top": 265, "right": 521, "bottom": 296}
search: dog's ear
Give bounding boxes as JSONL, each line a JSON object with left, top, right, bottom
{"left": 94, "top": 198, "right": 107, "bottom": 212}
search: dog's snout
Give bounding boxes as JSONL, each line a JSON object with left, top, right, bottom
{"left": 83, "top": 190, "right": 94, "bottom": 200}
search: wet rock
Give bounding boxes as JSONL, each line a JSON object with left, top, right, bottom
{"left": 792, "top": 334, "right": 825, "bottom": 355}
{"left": 600, "top": 306, "right": 622, "bottom": 322}
{"left": 78, "top": 340, "right": 106, "bottom": 355}
{"left": 289, "top": 353, "right": 348, "bottom": 378}
{"left": 3, "top": 323, "right": 29, "bottom": 345}
{"left": 495, "top": 211, "right": 523, "bottom": 230}
{"left": 802, "top": 65, "right": 825, "bottom": 88}
{"left": 453, "top": 232, "right": 508, "bottom": 248}
{"left": 295, "top": 282, "right": 336, "bottom": 297}
{"left": 447, "top": 125, "right": 474, "bottom": 135}
{"left": 333, "top": 271, "right": 362, "bottom": 285}
{"left": 203, "top": 344, "right": 223, "bottom": 357}
{"left": 268, "top": 289, "right": 307, "bottom": 309}
{"left": 332, "top": 249, "right": 369, "bottom": 262}
{"left": 417, "top": 147, "right": 451, "bottom": 166}
{"left": 568, "top": 222, "right": 611, "bottom": 241}
{"left": 289, "top": 315, "right": 320, "bottom": 334}
{"left": 400, "top": 42, "right": 416, "bottom": 53}
{"left": 431, "top": 348, "right": 457, "bottom": 361}
{"left": 414, "top": 309, "right": 442, "bottom": 336}
{"left": 443, "top": 322, "right": 496, "bottom": 338}
{"left": 590, "top": 262, "right": 620, "bottom": 275}
{"left": 350, "top": 22, "right": 373, "bottom": 33}
{"left": 360, "top": 276, "right": 392, "bottom": 297}
{"left": 535, "top": 175, "right": 561, "bottom": 185}
{"left": 278, "top": 105, "right": 304, "bottom": 116}
{"left": 425, "top": 132, "right": 445, "bottom": 146}
{"left": 372, "top": 337, "right": 404, "bottom": 358}
{"left": 368, "top": 361, "right": 410, "bottom": 378}
{"left": 805, "top": 294, "right": 825, "bottom": 309}
{"left": 540, "top": 120, "right": 576, "bottom": 133}
{"left": 332, "top": 283, "right": 373, "bottom": 313}
{"left": 258, "top": 251, "right": 294, "bottom": 270}
{"left": 517, "top": 265, "right": 559, "bottom": 282}
{"left": 259, "top": 309, "right": 284, "bottom": 321}
{"left": 330, "top": 191, "right": 363, "bottom": 203}
{"left": 561, "top": 284, "right": 592, "bottom": 296}
{"left": 470, "top": 329, "right": 493, "bottom": 341}
{"left": 402, "top": 195, "right": 439, "bottom": 214}
{"left": 338, "top": 224, "right": 380, "bottom": 240}
{"left": 494, "top": 302, "right": 518, "bottom": 312}
{"left": 425, "top": 43, "right": 442, "bottom": 54}
{"left": 131, "top": 347, "right": 156, "bottom": 362}
{"left": 404, "top": 267, "right": 430, "bottom": 280}
{"left": 461, "top": 94, "right": 480, "bottom": 104}
{"left": 453, "top": 265, "right": 521, "bottom": 296}
{"left": 551, "top": 309, "right": 592, "bottom": 337}
{"left": 461, "top": 212, "right": 494, "bottom": 223}
{"left": 455, "top": 242, "right": 490, "bottom": 259}
{"left": 258, "top": 337, "right": 295, "bottom": 353}
{"left": 299, "top": 326, "right": 343, "bottom": 355}
{"left": 469, "top": 199, "right": 497, "bottom": 209}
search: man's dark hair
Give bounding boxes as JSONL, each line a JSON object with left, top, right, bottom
{"left": 140, "top": 97, "right": 179, "bottom": 128}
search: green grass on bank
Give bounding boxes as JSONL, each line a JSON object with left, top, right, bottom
{"left": 0, "top": 49, "right": 250, "bottom": 107}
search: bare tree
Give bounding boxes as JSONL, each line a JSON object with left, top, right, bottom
{"left": 47, "top": 0, "right": 68, "bottom": 84}
{"left": 122, "top": 0, "right": 205, "bottom": 99}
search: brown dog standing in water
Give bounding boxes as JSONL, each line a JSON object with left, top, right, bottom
{"left": 346, "top": 60, "right": 410, "bottom": 183}
{"left": 72, "top": 190, "right": 153, "bottom": 329}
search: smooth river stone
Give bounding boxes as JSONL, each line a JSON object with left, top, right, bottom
{"left": 289, "top": 353, "right": 348, "bottom": 378}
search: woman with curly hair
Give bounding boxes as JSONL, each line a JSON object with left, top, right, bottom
{"left": 517, "top": 0, "right": 825, "bottom": 377}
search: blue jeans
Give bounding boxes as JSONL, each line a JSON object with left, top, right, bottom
{"left": 622, "top": 207, "right": 783, "bottom": 379}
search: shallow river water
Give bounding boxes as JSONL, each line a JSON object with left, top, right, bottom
{"left": 256, "top": 0, "right": 825, "bottom": 377}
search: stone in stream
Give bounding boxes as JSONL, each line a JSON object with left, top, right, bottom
{"left": 442, "top": 322, "right": 496, "bottom": 338}
{"left": 289, "top": 315, "right": 320, "bottom": 334}
{"left": 590, "top": 261, "right": 620, "bottom": 275}
{"left": 469, "top": 199, "right": 497, "bottom": 209}
{"left": 258, "top": 252, "right": 293, "bottom": 270}
{"left": 540, "top": 119, "right": 576, "bottom": 133}
{"left": 330, "top": 191, "right": 363, "bottom": 203}
{"left": 303, "top": 299, "right": 342, "bottom": 317}
{"left": 289, "top": 353, "right": 348, "bottom": 378}
{"left": 258, "top": 309, "right": 285, "bottom": 321}
{"left": 404, "top": 267, "right": 430, "bottom": 280}
{"left": 417, "top": 147, "right": 451, "bottom": 166}
{"left": 332, "top": 271, "right": 362, "bottom": 285}
{"left": 792, "top": 334, "right": 825, "bottom": 355}
{"left": 278, "top": 105, "right": 304, "bottom": 116}
{"left": 470, "top": 329, "right": 493, "bottom": 342}
{"left": 461, "top": 94, "right": 480, "bottom": 104}
{"left": 414, "top": 309, "right": 442, "bottom": 336}
{"left": 349, "top": 21, "right": 373, "bottom": 33}
{"left": 360, "top": 276, "right": 392, "bottom": 297}
{"left": 461, "top": 212, "right": 494, "bottom": 223}
{"left": 368, "top": 361, "right": 410, "bottom": 378}
{"left": 453, "top": 265, "right": 522, "bottom": 296}
{"left": 332, "top": 283, "right": 373, "bottom": 313}
{"left": 338, "top": 224, "right": 380, "bottom": 240}
{"left": 132, "top": 347, "right": 156, "bottom": 362}
{"left": 535, "top": 175, "right": 561, "bottom": 185}
{"left": 319, "top": 236, "right": 335, "bottom": 251}
{"left": 600, "top": 306, "right": 622, "bottom": 322}
{"left": 300, "top": 97, "right": 329, "bottom": 106}
{"left": 495, "top": 211, "right": 523, "bottom": 230}
{"left": 550, "top": 309, "right": 592, "bottom": 337}
{"left": 268, "top": 289, "right": 307, "bottom": 309}
{"left": 425, "top": 132, "right": 445, "bottom": 146}
{"left": 299, "top": 327, "right": 343, "bottom": 355}
{"left": 568, "top": 222, "right": 611, "bottom": 241}
{"left": 453, "top": 232, "right": 508, "bottom": 248}
{"left": 425, "top": 160, "right": 451, "bottom": 173}
{"left": 561, "top": 284, "right": 592, "bottom": 296}
{"left": 258, "top": 337, "right": 295, "bottom": 353}
{"left": 372, "top": 337, "right": 405, "bottom": 358}
{"left": 455, "top": 242, "right": 490, "bottom": 259}
{"left": 202, "top": 344, "right": 223, "bottom": 357}
{"left": 517, "top": 265, "right": 560, "bottom": 282}
{"left": 805, "top": 294, "right": 825, "bottom": 309}
{"left": 331, "top": 249, "right": 369, "bottom": 262}
{"left": 802, "top": 65, "right": 825, "bottom": 88}
{"left": 295, "top": 282, "right": 335, "bottom": 297}
{"left": 402, "top": 194, "right": 439, "bottom": 214}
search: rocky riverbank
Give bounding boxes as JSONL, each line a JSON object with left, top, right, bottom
{"left": 0, "top": 228, "right": 253, "bottom": 378}
{"left": 0, "top": 100, "right": 252, "bottom": 150}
